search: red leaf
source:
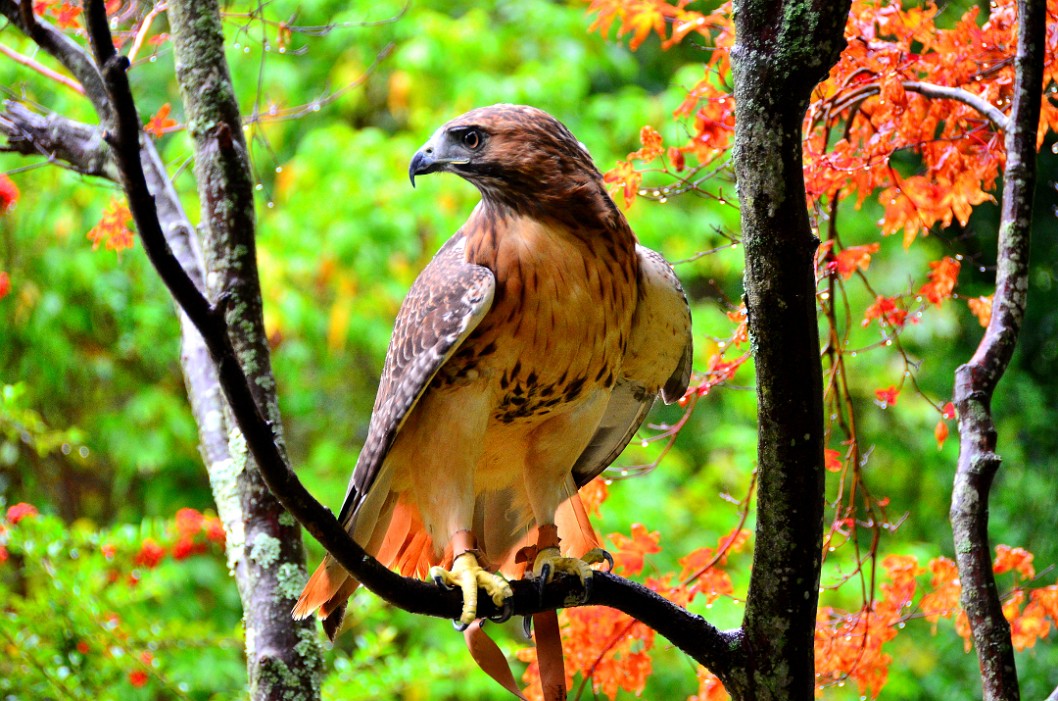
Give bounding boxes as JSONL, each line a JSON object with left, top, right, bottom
{"left": 874, "top": 386, "right": 899, "bottom": 407}
{"left": 144, "top": 103, "right": 178, "bottom": 138}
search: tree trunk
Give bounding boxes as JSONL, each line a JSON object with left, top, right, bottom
{"left": 724, "top": 2, "right": 851, "bottom": 698}
{"left": 950, "top": 1, "right": 1045, "bottom": 699}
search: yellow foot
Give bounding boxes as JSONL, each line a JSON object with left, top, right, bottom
{"left": 531, "top": 547, "right": 613, "bottom": 602}
{"left": 430, "top": 552, "right": 513, "bottom": 627}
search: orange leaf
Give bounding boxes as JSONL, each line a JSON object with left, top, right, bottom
{"left": 87, "top": 199, "right": 136, "bottom": 253}
{"left": 934, "top": 419, "right": 949, "bottom": 450}
{"left": 874, "top": 386, "right": 899, "bottom": 407}
{"left": 919, "top": 257, "right": 960, "bottom": 306}
{"left": 830, "top": 243, "right": 880, "bottom": 280}
{"left": 967, "top": 294, "right": 993, "bottom": 327}
{"left": 863, "top": 295, "right": 908, "bottom": 328}
{"left": 628, "top": 125, "right": 664, "bottom": 162}
{"left": 993, "top": 544, "right": 1035, "bottom": 580}
{"left": 144, "top": 103, "right": 178, "bottom": 138}
{"left": 608, "top": 523, "right": 661, "bottom": 576}
{"left": 603, "top": 160, "right": 641, "bottom": 210}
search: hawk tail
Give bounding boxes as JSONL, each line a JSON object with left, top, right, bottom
{"left": 293, "top": 499, "right": 441, "bottom": 641}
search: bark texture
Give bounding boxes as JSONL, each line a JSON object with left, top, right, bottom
{"left": 726, "top": 1, "right": 851, "bottom": 698}
{"left": 950, "top": 2, "right": 1045, "bottom": 699}
{"left": 161, "top": 0, "right": 323, "bottom": 697}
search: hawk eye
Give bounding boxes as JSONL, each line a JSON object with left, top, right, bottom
{"left": 462, "top": 129, "right": 482, "bottom": 150}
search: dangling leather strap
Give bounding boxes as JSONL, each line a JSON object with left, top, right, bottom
{"left": 533, "top": 609, "right": 568, "bottom": 701}
{"left": 463, "top": 612, "right": 568, "bottom": 700}
{"left": 464, "top": 619, "right": 528, "bottom": 701}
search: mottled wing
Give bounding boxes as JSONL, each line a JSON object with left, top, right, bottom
{"left": 336, "top": 233, "right": 495, "bottom": 523}
{"left": 572, "top": 245, "right": 692, "bottom": 487}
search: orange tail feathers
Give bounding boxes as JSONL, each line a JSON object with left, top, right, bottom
{"left": 292, "top": 555, "right": 360, "bottom": 641}
{"left": 293, "top": 500, "right": 439, "bottom": 642}
{"left": 556, "top": 491, "right": 601, "bottom": 557}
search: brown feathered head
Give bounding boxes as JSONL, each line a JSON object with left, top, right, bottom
{"left": 410, "top": 104, "right": 611, "bottom": 217}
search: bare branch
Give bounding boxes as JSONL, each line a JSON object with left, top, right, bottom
{"left": 903, "top": 81, "right": 1010, "bottom": 132}
{"left": 950, "top": 1, "right": 1046, "bottom": 700}
{"left": 0, "top": 101, "right": 115, "bottom": 178}
{"left": 0, "top": 42, "right": 85, "bottom": 95}
{"left": 828, "top": 80, "right": 1010, "bottom": 132}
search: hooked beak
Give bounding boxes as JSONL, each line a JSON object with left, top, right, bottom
{"left": 409, "top": 132, "right": 471, "bottom": 187}
{"left": 408, "top": 149, "right": 440, "bottom": 188}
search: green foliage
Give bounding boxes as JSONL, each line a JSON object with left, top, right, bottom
{"left": 0, "top": 506, "right": 243, "bottom": 700}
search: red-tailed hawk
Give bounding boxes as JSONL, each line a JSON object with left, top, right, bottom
{"left": 294, "top": 104, "right": 692, "bottom": 640}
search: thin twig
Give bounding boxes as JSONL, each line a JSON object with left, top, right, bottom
{"left": 0, "top": 42, "right": 85, "bottom": 94}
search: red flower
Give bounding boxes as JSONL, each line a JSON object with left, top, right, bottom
{"left": 6, "top": 502, "right": 38, "bottom": 524}
{"left": 0, "top": 174, "right": 18, "bottom": 213}
{"left": 0, "top": 545, "right": 8, "bottom": 563}
{"left": 204, "top": 517, "right": 226, "bottom": 545}
{"left": 128, "top": 670, "right": 148, "bottom": 687}
{"left": 174, "top": 507, "right": 204, "bottom": 537}
{"left": 76, "top": 641, "right": 90, "bottom": 654}
{"left": 0, "top": 271, "right": 10, "bottom": 300}
{"left": 172, "top": 538, "right": 194, "bottom": 561}
{"left": 133, "top": 538, "right": 165, "bottom": 568}
{"left": 101, "top": 543, "right": 117, "bottom": 559}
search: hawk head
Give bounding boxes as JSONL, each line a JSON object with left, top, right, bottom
{"left": 410, "top": 104, "right": 606, "bottom": 216}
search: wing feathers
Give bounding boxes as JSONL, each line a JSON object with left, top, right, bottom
{"left": 571, "top": 245, "right": 692, "bottom": 486}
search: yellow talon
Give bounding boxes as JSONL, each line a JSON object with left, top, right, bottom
{"left": 532, "top": 546, "right": 611, "bottom": 589}
{"left": 430, "top": 552, "right": 513, "bottom": 626}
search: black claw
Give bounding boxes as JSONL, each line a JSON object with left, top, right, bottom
{"left": 434, "top": 574, "right": 452, "bottom": 591}
{"left": 537, "top": 563, "right": 551, "bottom": 606}
{"left": 489, "top": 599, "right": 513, "bottom": 624}
{"left": 600, "top": 549, "right": 615, "bottom": 572}
{"left": 452, "top": 619, "right": 469, "bottom": 632}
{"left": 522, "top": 615, "right": 533, "bottom": 639}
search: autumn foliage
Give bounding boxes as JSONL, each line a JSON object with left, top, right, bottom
{"left": 575, "top": 0, "right": 1058, "bottom": 697}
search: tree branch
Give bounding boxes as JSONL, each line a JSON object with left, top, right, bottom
{"left": 828, "top": 81, "right": 1010, "bottom": 132}
{"left": 949, "top": 2, "right": 1045, "bottom": 700}
{"left": 72, "top": 0, "right": 744, "bottom": 686}
{"left": 0, "top": 42, "right": 85, "bottom": 95}
{"left": 0, "top": 101, "right": 116, "bottom": 178}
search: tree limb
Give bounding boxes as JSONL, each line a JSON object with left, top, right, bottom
{"left": 72, "top": 0, "right": 745, "bottom": 686}
{"left": 0, "top": 101, "right": 115, "bottom": 178}
{"left": 950, "top": 2, "right": 1045, "bottom": 700}
{"left": 828, "top": 81, "right": 1010, "bottom": 132}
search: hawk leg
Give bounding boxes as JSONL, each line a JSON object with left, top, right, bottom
{"left": 429, "top": 530, "right": 513, "bottom": 627}
{"left": 530, "top": 524, "right": 613, "bottom": 604}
